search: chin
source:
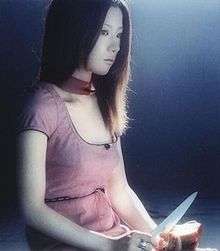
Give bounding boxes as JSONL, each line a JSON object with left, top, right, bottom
{"left": 93, "top": 68, "right": 110, "bottom": 76}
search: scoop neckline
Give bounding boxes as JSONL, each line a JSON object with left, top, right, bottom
{"left": 44, "top": 82, "right": 118, "bottom": 146}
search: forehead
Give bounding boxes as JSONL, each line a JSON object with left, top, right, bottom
{"left": 103, "top": 6, "right": 123, "bottom": 27}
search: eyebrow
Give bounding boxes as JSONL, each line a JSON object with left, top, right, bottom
{"left": 103, "top": 23, "right": 123, "bottom": 30}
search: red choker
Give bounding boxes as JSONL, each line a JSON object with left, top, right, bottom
{"left": 61, "top": 76, "right": 96, "bottom": 95}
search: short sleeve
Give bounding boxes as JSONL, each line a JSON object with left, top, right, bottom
{"left": 15, "top": 87, "right": 58, "bottom": 139}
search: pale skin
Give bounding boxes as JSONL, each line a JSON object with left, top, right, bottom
{"left": 16, "top": 6, "right": 200, "bottom": 251}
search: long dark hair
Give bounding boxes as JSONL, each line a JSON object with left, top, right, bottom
{"left": 38, "top": 0, "right": 132, "bottom": 137}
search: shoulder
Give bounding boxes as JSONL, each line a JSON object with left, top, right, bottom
{"left": 22, "top": 82, "right": 57, "bottom": 110}
{"left": 16, "top": 82, "right": 58, "bottom": 139}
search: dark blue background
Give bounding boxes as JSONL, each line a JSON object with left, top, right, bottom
{"left": 125, "top": 0, "right": 220, "bottom": 197}
{"left": 0, "top": 0, "right": 220, "bottom": 249}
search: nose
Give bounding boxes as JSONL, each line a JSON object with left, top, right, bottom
{"left": 108, "top": 38, "right": 120, "bottom": 54}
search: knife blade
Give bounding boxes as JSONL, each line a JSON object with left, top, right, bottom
{"left": 151, "top": 192, "right": 198, "bottom": 238}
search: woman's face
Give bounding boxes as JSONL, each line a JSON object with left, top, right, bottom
{"left": 86, "top": 6, "right": 123, "bottom": 75}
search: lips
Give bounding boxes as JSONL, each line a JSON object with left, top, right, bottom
{"left": 104, "top": 58, "right": 114, "bottom": 63}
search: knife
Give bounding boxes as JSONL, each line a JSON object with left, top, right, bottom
{"left": 151, "top": 192, "right": 198, "bottom": 238}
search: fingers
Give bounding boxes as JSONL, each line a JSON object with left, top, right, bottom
{"left": 157, "top": 232, "right": 181, "bottom": 251}
{"left": 167, "top": 233, "right": 181, "bottom": 251}
{"left": 151, "top": 234, "right": 164, "bottom": 249}
{"left": 154, "top": 221, "right": 205, "bottom": 251}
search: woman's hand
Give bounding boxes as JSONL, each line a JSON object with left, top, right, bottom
{"left": 169, "top": 220, "right": 203, "bottom": 250}
{"left": 104, "top": 220, "right": 203, "bottom": 251}
{"left": 107, "top": 229, "right": 184, "bottom": 251}
{"left": 120, "top": 230, "right": 182, "bottom": 251}
{"left": 151, "top": 220, "right": 203, "bottom": 251}
{"left": 150, "top": 231, "right": 181, "bottom": 251}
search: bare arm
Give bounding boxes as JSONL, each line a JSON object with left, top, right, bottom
{"left": 106, "top": 137, "right": 157, "bottom": 234}
{"left": 16, "top": 130, "right": 113, "bottom": 251}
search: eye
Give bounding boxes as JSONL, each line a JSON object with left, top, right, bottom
{"left": 101, "top": 29, "right": 109, "bottom": 36}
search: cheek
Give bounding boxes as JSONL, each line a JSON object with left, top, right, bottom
{"left": 87, "top": 49, "right": 104, "bottom": 68}
{"left": 87, "top": 54, "right": 99, "bottom": 71}
{"left": 86, "top": 40, "right": 110, "bottom": 74}
{"left": 87, "top": 47, "right": 100, "bottom": 66}
{"left": 89, "top": 38, "right": 106, "bottom": 58}
{"left": 87, "top": 57, "right": 111, "bottom": 75}
{"left": 89, "top": 49, "right": 99, "bottom": 62}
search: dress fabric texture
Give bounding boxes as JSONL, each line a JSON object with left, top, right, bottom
{"left": 16, "top": 81, "right": 131, "bottom": 250}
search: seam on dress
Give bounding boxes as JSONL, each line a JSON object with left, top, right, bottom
{"left": 16, "top": 128, "right": 50, "bottom": 139}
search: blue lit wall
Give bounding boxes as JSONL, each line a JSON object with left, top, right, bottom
{"left": 125, "top": 0, "right": 220, "bottom": 196}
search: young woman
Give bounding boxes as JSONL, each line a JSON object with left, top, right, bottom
{"left": 16, "top": 0, "right": 202, "bottom": 250}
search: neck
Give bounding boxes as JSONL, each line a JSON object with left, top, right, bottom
{"left": 60, "top": 73, "right": 96, "bottom": 99}
{"left": 72, "top": 68, "right": 92, "bottom": 83}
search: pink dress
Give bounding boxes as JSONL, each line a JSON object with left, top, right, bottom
{"left": 16, "top": 81, "right": 131, "bottom": 250}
